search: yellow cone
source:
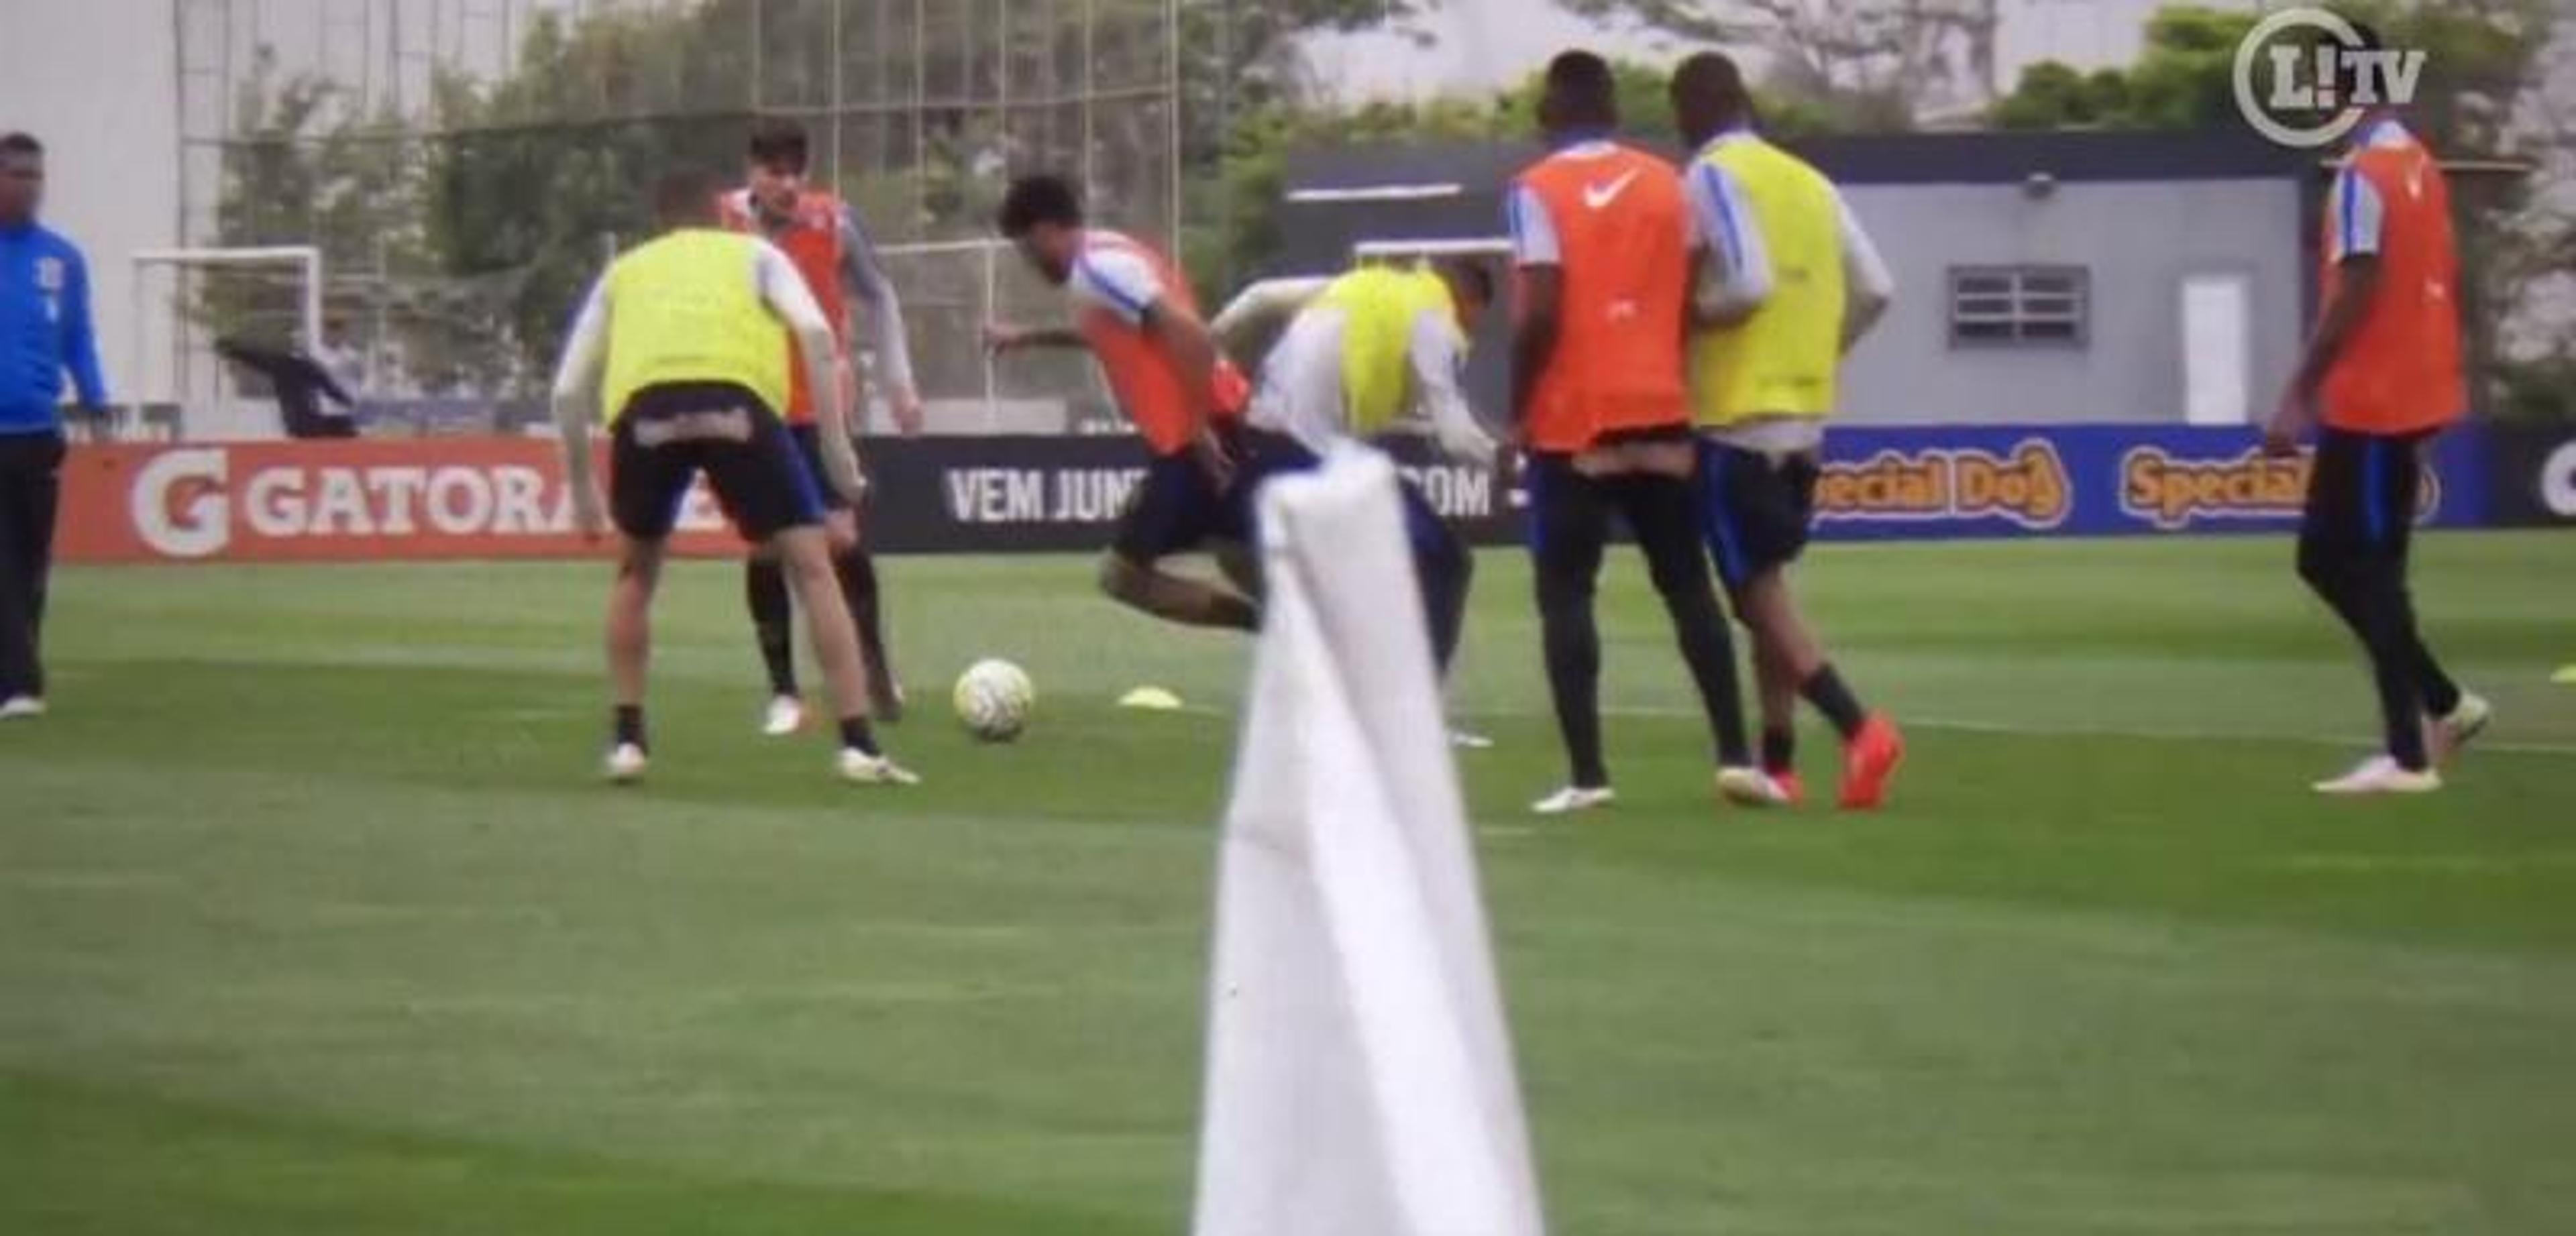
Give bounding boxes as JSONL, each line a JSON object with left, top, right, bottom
{"left": 1119, "top": 686, "right": 1185, "bottom": 711}
{"left": 2553, "top": 665, "right": 2576, "bottom": 686}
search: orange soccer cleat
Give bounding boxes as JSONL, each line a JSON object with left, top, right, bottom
{"left": 1839, "top": 715, "right": 1905, "bottom": 811}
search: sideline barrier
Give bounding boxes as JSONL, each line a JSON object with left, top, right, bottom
{"left": 58, "top": 424, "right": 2499, "bottom": 563}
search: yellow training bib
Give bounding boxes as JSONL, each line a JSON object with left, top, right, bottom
{"left": 1318, "top": 266, "right": 1459, "bottom": 434}
{"left": 601, "top": 229, "right": 792, "bottom": 423}
{"left": 1688, "top": 137, "right": 1845, "bottom": 428}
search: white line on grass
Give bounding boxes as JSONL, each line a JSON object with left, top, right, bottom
{"left": 1546, "top": 706, "right": 2576, "bottom": 758}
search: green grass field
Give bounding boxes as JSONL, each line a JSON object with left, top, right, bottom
{"left": 5, "top": 532, "right": 2574, "bottom": 1235}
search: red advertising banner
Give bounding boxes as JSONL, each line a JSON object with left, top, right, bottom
{"left": 57, "top": 439, "right": 743, "bottom": 563}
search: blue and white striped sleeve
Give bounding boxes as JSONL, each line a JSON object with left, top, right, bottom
{"left": 1067, "top": 247, "right": 1163, "bottom": 327}
{"left": 1684, "top": 158, "right": 1772, "bottom": 313}
{"left": 1506, "top": 183, "right": 1560, "bottom": 268}
{"left": 2328, "top": 165, "right": 2385, "bottom": 262}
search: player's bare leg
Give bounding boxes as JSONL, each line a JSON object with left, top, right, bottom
{"left": 1210, "top": 539, "right": 1266, "bottom": 605}
{"left": 1751, "top": 633, "right": 1804, "bottom": 804}
{"left": 1733, "top": 567, "right": 1900, "bottom": 810}
{"left": 1099, "top": 554, "right": 1260, "bottom": 632}
{"left": 603, "top": 535, "right": 665, "bottom": 782}
{"left": 774, "top": 525, "right": 916, "bottom": 785}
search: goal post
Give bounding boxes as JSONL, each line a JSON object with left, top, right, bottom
{"left": 130, "top": 245, "right": 323, "bottom": 441}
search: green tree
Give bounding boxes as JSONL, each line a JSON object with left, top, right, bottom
{"left": 1554, "top": 0, "right": 2000, "bottom": 123}
{"left": 207, "top": 50, "right": 427, "bottom": 376}
{"left": 1190, "top": 56, "right": 1852, "bottom": 302}
{"left": 1984, "top": 1, "right": 2573, "bottom": 420}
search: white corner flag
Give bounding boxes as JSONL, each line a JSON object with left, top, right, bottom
{"left": 1191, "top": 444, "right": 1546, "bottom": 1236}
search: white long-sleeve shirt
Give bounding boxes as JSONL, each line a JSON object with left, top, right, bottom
{"left": 1683, "top": 131, "right": 1896, "bottom": 324}
{"left": 1226, "top": 276, "right": 1496, "bottom": 467}
{"left": 549, "top": 233, "right": 852, "bottom": 501}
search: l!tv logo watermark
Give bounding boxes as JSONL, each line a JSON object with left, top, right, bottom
{"left": 2233, "top": 8, "right": 2427, "bottom": 149}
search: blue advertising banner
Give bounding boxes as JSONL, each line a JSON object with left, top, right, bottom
{"left": 1804, "top": 423, "right": 2491, "bottom": 542}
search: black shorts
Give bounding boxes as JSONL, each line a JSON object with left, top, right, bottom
{"left": 2300, "top": 425, "right": 2428, "bottom": 566}
{"left": 1237, "top": 428, "right": 1451, "bottom": 558}
{"left": 786, "top": 423, "right": 855, "bottom": 512}
{"left": 1523, "top": 451, "right": 1713, "bottom": 598}
{"left": 611, "top": 382, "right": 822, "bottom": 543}
{"left": 1699, "top": 439, "right": 1821, "bottom": 591}
{"left": 1112, "top": 448, "right": 1249, "bottom": 564}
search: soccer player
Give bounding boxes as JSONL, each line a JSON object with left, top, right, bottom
{"left": 986, "top": 174, "right": 1260, "bottom": 631}
{"left": 1509, "top": 52, "right": 1776, "bottom": 815}
{"left": 215, "top": 334, "right": 359, "bottom": 439}
{"left": 2264, "top": 103, "right": 2489, "bottom": 795}
{"left": 550, "top": 168, "right": 915, "bottom": 787}
{"left": 722, "top": 118, "right": 921, "bottom": 735}
{"left": 1670, "top": 52, "right": 1905, "bottom": 810}
{"left": 1212, "top": 258, "right": 1499, "bottom": 685}
{"left": 0, "top": 132, "right": 104, "bottom": 722}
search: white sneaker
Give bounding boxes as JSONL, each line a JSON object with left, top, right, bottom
{"left": 2314, "top": 754, "right": 2442, "bottom": 796}
{"left": 0, "top": 695, "right": 46, "bottom": 720}
{"left": 604, "top": 742, "right": 649, "bottom": 785}
{"left": 839, "top": 748, "right": 921, "bottom": 787}
{"left": 1448, "top": 728, "right": 1495, "bottom": 750}
{"left": 2434, "top": 693, "right": 2492, "bottom": 757}
{"left": 761, "top": 695, "right": 805, "bottom": 738}
{"left": 1532, "top": 785, "right": 1616, "bottom": 816}
{"left": 1715, "top": 766, "right": 1792, "bottom": 807}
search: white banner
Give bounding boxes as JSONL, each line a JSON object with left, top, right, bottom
{"left": 1192, "top": 445, "right": 1544, "bottom": 1236}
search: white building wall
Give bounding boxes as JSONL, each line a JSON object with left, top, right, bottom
{"left": 0, "top": 0, "right": 182, "bottom": 406}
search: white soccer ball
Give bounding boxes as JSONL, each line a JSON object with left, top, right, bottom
{"left": 952, "top": 659, "right": 1036, "bottom": 742}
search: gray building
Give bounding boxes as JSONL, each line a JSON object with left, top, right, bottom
{"left": 1277, "top": 131, "right": 2317, "bottom": 431}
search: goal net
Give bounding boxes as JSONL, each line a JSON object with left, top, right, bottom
{"left": 873, "top": 237, "right": 1128, "bottom": 438}
{"left": 130, "top": 246, "right": 324, "bottom": 442}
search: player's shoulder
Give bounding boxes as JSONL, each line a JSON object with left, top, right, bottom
{"left": 1079, "top": 233, "right": 1169, "bottom": 284}
{"left": 30, "top": 224, "right": 88, "bottom": 266}
{"left": 795, "top": 189, "right": 845, "bottom": 221}
{"left": 1519, "top": 140, "right": 1680, "bottom": 190}
{"left": 1082, "top": 228, "right": 1157, "bottom": 262}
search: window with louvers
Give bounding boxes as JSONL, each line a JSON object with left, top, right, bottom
{"left": 1947, "top": 266, "right": 2090, "bottom": 347}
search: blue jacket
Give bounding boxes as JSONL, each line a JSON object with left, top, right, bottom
{"left": 0, "top": 221, "right": 107, "bottom": 435}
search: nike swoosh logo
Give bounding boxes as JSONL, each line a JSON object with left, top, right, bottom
{"left": 1582, "top": 170, "right": 1641, "bottom": 211}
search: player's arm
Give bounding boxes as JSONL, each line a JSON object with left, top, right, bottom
{"left": 1506, "top": 183, "right": 1562, "bottom": 433}
{"left": 982, "top": 323, "right": 1087, "bottom": 352}
{"left": 57, "top": 245, "right": 107, "bottom": 412}
{"left": 1145, "top": 302, "right": 1224, "bottom": 427}
{"left": 2268, "top": 166, "right": 2386, "bottom": 455}
{"left": 1077, "top": 248, "right": 1234, "bottom": 477}
{"left": 839, "top": 203, "right": 922, "bottom": 434}
{"left": 1686, "top": 160, "right": 1772, "bottom": 331}
{"left": 1833, "top": 188, "right": 1896, "bottom": 351}
{"left": 548, "top": 271, "right": 613, "bottom": 538}
{"left": 1210, "top": 276, "right": 1330, "bottom": 353}
{"left": 1407, "top": 309, "right": 1497, "bottom": 467}
{"left": 311, "top": 355, "right": 358, "bottom": 407}
{"left": 756, "top": 239, "right": 866, "bottom": 502}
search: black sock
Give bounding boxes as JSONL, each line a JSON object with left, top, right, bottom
{"left": 747, "top": 559, "right": 797, "bottom": 696}
{"left": 1762, "top": 727, "right": 1797, "bottom": 776}
{"left": 1801, "top": 663, "right": 1868, "bottom": 740}
{"left": 614, "top": 705, "right": 647, "bottom": 751}
{"left": 839, "top": 716, "right": 879, "bottom": 756}
{"left": 839, "top": 549, "right": 892, "bottom": 683}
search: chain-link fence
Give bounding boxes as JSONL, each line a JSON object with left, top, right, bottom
{"left": 165, "top": 0, "right": 1183, "bottom": 438}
